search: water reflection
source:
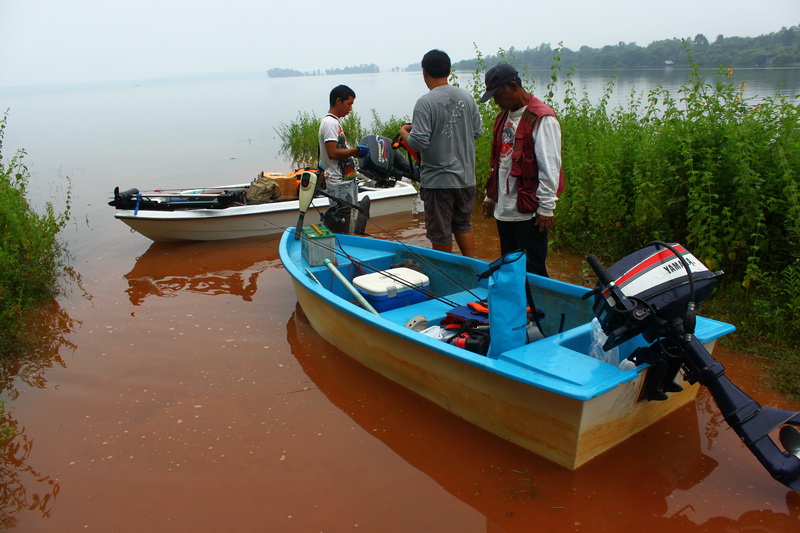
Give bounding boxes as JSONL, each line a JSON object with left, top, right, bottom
{"left": 123, "top": 238, "right": 282, "bottom": 305}
{"left": 287, "top": 306, "right": 799, "bottom": 532}
{"left": 0, "top": 409, "right": 59, "bottom": 529}
{"left": 0, "top": 299, "right": 76, "bottom": 398}
{"left": 0, "top": 298, "right": 76, "bottom": 528}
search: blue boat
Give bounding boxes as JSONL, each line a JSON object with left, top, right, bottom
{"left": 279, "top": 225, "right": 800, "bottom": 490}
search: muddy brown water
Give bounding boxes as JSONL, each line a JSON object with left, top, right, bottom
{"left": 3, "top": 211, "right": 800, "bottom": 532}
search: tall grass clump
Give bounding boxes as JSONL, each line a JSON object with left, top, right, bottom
{"left": 0, "top": 112, "right": 72, "bottom": 356}
{"left": 276, "top": 110, "right": 409, "bottom": 168}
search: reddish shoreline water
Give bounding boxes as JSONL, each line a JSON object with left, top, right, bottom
{"left": 2, "top": 212, "right": 800, "bottom": 532}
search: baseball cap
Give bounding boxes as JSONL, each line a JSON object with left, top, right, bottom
{"left": 479, "top": 64, "right": 520, "bottom": 103}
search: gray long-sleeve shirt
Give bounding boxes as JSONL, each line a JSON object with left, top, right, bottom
{"left": 405, "top": 85, "right": 482, "bottom": 189}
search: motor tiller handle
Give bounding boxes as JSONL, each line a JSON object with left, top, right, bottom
{"left": 294, "top": 171, "right": 318, "bottom": 239}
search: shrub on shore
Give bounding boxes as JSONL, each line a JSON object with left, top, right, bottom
{"left": 0, "top": 112, "right": 71, "bottom": 357}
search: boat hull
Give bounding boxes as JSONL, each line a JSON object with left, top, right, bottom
{"left": 114, "top": 181, "right": 418, "bottom": 242}
{"left": 293, "top": 278, "right": 711, "bottom": 468}
{"left": 279, "top": 231, "right": 734, "bottom": 469}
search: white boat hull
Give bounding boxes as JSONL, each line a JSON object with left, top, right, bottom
{"left": 114, "top": 181, "right": 418, "bottom": 242}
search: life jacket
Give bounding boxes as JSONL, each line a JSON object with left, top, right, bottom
{"left": 486, "top": 96, "right": 565, "bottom": 213}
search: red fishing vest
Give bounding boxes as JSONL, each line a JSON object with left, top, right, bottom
{"left": 487, "top": 96, "right": 565, "bottom": 213}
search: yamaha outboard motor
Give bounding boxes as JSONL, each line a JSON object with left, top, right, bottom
{"left": 357, "top": 134, "right": 420, "bottom": 185}
{"left": 586, "top": 241, "right": 800, "bottom": 491}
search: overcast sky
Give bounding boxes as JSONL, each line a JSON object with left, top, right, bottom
{"left": 1, "top": 0, "right": 797, "bottom": 87}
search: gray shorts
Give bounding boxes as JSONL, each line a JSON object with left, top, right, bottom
{"left": 325, "top": 180, "right": 357, "bottom": 204}
{"left": 420, "top": 187, "right": 475, "bottom": 246}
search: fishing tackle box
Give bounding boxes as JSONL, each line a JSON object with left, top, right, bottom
{"left": 352, "top": 267, "right": 429, "bottom": 312}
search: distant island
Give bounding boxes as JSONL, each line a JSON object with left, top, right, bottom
{"left": 325, "top": 64, "right": 379, "bottom": 75}
{"left": 267, "top": 64, "right": 380, "bottom": 78}
{"left": 267, "top": 68, "right": 309, "bottom": 78}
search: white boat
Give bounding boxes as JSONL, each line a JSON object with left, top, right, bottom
{"left": 110, "top": 176, "right": 418, "bottom": 242}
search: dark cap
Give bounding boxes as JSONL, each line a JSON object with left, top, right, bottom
{"left": 479, "top": 64, "right": 520, "bottom": 103}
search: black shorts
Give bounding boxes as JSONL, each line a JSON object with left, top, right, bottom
{"left": 420, "top": 187, "right": 475, "bottom": 246}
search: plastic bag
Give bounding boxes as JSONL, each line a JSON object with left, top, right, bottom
{"left": 589, "top": 318, "right": 620, "bottom": 365}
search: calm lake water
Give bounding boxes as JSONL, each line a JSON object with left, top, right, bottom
{"left": 1, "top": 70, "right": 800, "bottom": 532}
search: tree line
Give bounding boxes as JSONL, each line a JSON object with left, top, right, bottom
{"left": 443, "top": 24, "right": 800, "bottom": 70}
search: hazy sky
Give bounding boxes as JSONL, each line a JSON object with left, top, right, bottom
{"left": 1, "top": 0, "right": 797, "bottom": 86}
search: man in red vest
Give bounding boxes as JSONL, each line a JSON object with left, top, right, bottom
{"left": 479, "top": 64, "right": 564, "bottom": 277}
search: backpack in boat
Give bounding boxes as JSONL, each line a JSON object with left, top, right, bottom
{"left": 445, "top": 319, "right": 490, "bottom": 356}
{"left": 246, "top": 172, "right": 282, "bottom": 203}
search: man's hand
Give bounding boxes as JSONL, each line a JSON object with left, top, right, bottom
{"left": 536, "top": 214, "right": 554, "bottom": 232}
{"left": 355, "top": 144, "right": 370, "bottom": 158}
{"left": 481, "top": 201, "right": 495, "bottom": 219}
{"left": 398, "top": 123, "right": 412, "bottom": 141}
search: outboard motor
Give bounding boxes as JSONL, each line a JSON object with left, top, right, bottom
{"left": 357, "top": 134, "right": 420, "bottom": 185}
{"left": 109, "top": 187, "right": 140, "bottom": 209}
{"left": 586, "top": 241, "right": 800, "bottom": 491}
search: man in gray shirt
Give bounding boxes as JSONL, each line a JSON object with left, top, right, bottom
{"left": 399, "top": 49, "right": 482, "bottom": 257}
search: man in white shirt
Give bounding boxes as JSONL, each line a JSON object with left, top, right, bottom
{"left": 318, "top": 84, "right": 368, "bottom": 233}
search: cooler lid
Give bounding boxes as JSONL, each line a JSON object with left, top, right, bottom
{"left": 352, "top": 267, "right": 429, "bottom": 297}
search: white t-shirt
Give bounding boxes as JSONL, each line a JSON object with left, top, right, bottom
{"left": 318, "top": 114, "right": 356, "bottom": 186}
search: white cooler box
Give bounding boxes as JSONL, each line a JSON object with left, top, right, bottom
{"left": 352, "top": 267, "right": 429, "bottom": 312}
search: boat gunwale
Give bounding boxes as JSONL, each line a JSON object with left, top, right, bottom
{"left": 113, "top": 181, "right": 418, "bottom": 221}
